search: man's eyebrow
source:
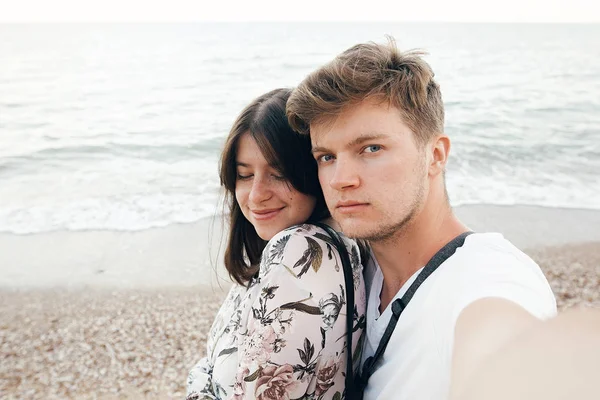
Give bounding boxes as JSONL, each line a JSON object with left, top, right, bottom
{"left": 311, "top": 145, "right": 329, "bottom": 155}
{"left": 311, "top": 133, "right": 390, "bottom": 154}
{"left": 347, "top": 133, "right": 389, "bottom": 147}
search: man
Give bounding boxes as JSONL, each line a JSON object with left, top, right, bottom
{"left": 287, "top": 38, "right": 557, "bottom": 399}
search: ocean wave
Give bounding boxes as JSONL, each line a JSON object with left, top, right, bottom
{"left": 0, "top": 138, "right": 225, "bottom": 175}
{"left": 0, "top": 192, "right": 224, "bottom": 235}
{"left": 0, "top": 178, "right": 598, "bottom": 235}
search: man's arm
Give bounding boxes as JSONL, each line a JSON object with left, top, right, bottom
{"left": 449, "top": 297, "right": 541, "bottom": 400}
{"left": 451, "top": 305, "right": 600, "bottom": 400}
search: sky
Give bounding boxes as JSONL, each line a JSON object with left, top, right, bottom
{"left": 0, "top": 0, "right": 597, "bottom": 23}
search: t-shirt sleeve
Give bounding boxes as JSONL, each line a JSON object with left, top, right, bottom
{"left": 233, "top": 226, "right": 354, "bottom": 400}
{"left": 450, "top": 249, "right": 557, "bottom": 325}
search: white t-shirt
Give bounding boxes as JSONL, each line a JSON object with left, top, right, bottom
{"left": 360, "top": 233, "right": 557, "bottom": 400}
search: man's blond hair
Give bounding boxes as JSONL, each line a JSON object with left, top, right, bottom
{"left": 287, "top": 38, "right": 445, "bottom": 144}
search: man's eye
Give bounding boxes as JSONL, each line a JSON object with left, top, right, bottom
{"left": 317, "top": 154, "right": 334, "bottom": 163}
{"left": 364, "top": 145, "right": 382, "bottom": 153}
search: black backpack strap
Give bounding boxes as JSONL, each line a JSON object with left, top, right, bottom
{"left": 312, "top": 222, "right": 357, "bottom": 399}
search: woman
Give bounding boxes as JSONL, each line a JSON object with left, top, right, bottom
{"left": 186, "top": 88, "right": 366, "bottom": 400}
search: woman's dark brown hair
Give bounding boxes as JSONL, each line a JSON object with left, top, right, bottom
{"left": 220, "top": 88, "right": 329, "bottom": 285}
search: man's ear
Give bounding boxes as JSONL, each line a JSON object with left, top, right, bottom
{"left": 429, "top": 135, "right": 450, "bottom": 177}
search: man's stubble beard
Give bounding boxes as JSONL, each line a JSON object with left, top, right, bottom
{"left": 360, "top": 183, "right": 424, "bottom": 243}
{"left": 343, "top": 163, "right": 428, "bottom": 243}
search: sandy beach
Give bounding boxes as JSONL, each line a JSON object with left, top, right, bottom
{"left": 1, "top": 205, "right": 599, "bottom": 399}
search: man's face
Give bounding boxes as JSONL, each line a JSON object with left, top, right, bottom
{"left": 310, "top": 98, "right": 429, "bottom": 241}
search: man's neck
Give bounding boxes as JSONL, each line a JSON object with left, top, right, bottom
{"left": 371, "top": 202, "right": 468, "bottom": 313}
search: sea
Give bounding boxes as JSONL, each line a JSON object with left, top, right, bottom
{"left": 1, "top": 22, "right": 599, "bottom": 235}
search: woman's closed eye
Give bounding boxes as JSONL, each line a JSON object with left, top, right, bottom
{"left": 237, "top": 173, "right": 253, "bottom": 180}
{"left": 237, "top": 172, "right": 286, "bottom": 181}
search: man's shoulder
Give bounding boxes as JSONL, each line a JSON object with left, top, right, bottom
{"left": 447, "top": 232, "right": 540, "bottom": 273}
{"left": 430, "top": 232, "right": 556, "bottom": 321}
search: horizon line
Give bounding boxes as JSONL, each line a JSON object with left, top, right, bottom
{"left": 1, "top": 20, "right": 599, "bottom": 24}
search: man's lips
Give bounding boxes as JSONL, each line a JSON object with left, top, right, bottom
{"left": 251, "top": 207, "right": 284, "bottom": 220}
{"left": 335, "top": 201, "right": 369, "bottom": 213}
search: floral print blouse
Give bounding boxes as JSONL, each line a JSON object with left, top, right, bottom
{"left": 187, "top": 224, "right": 367, "bottom": 400}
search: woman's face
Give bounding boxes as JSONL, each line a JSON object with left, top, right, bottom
{"left": 235, "top": 133, "right": 316, "bottom": 241}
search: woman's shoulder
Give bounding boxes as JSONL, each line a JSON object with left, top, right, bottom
{"left": 266, "top": 223, "right": 358, "bottom": 258}
{"left": 269, "top": 223, "right": 357, "bottom": 245}
{"left": 271, "top": 222, "right": 328, "bottom": 238}
{"left": 260, "top": 223, "right": 361, "bottom": 280}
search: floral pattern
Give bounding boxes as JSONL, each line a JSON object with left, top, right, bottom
{"left": 187, "top": 224, "right": 366, "bottom": 400}
{"left": 254, "top": 364, "right": 299, "bottom": 400}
